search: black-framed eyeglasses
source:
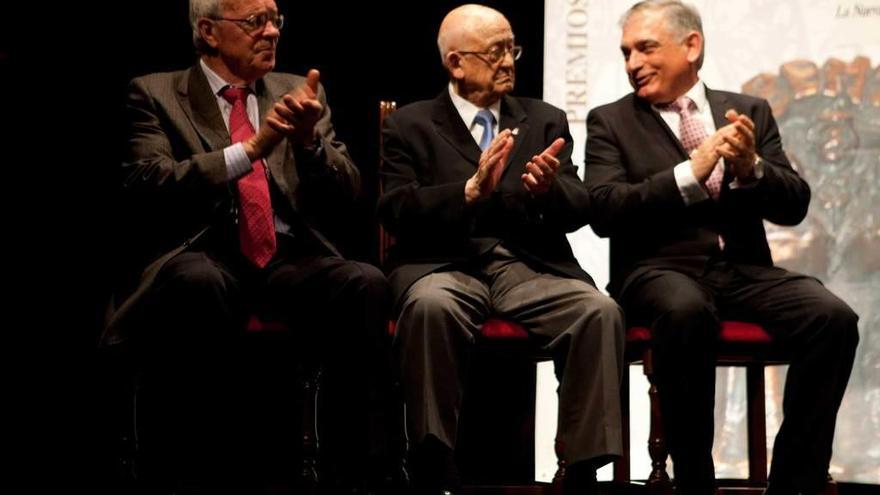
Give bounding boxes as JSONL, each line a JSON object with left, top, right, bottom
{"left": 457, "top": 44, "right": 523, "bottom": 64}
{"left": 212, "top": 12, "right": 285, "bottom": 35}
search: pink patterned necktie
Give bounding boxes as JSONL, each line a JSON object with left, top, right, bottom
{"left": 668, "top": 96, "right": 723, "bottom": 200}
{"left": 221, "top": 86, "right": 277, "bottom": 268}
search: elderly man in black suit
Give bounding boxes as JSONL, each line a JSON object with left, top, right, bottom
{"left": 583, "top": 2, "right": 859, "bottom": 494}
{"left": 379, "top": 4, "right": 624, "bottom": 494}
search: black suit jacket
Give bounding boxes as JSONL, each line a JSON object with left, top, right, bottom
{"left": 583, "top": 87, "right": 810, "bottom": 297}
{"left": 102, "top": 63, "right": 358, "bottom": 346}
{"left": 378, "top": 90, "right": 594, "bottom": 306}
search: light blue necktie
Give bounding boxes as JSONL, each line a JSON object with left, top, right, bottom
{"left": 474, "top": 109, "right": 496, "bottom": 151}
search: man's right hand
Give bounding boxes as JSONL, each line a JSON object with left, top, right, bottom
{"left": 690, "top": 129, "right": 724, "bottom": 182}
{"left": 465, "top": 129, "right": 514, "bottom": 204}
{"left": 244, "top": 69, "right": 322, "bottom": 160}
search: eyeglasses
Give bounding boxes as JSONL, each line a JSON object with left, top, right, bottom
{"left": 457, "top": 44, "right": 523, "bottom": 64}
{"left": 212, "top": 12, "right": 285, "bottom": 35}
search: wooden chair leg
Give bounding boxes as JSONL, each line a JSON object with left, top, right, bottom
{"left": 643, "top": 349, "right": 674, "bottom": 495}
{"left": 553, "top": 436, "right": 566, "bottom": 491}
{"left": 301, "top": 368, "right": 321, "bottom": 494}
{"left": 614, "top": 364, "right": 631, "bottom": 483}
{"left": 824, "top": 476, "right": 839, "bottom": 495}
{"left": 746, "top": 364, "right": 768, "bottom": 486}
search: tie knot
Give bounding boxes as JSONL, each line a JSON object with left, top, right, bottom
{"left": 221, "top": 86, "right": 249, "bottom": 104}
{"left": 474, "top": 109, "right": 495, "bottom": 128}
{"left": 664, "top": 96, "right": 695, "bottom": 114}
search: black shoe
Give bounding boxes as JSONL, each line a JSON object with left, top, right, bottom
{"left": 408, "top": 436, "right": 460, "bottom": 495}
{"left": 562, "top": 460, "right": 598, "bottom": 495}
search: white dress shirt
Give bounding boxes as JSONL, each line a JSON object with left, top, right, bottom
{"left": 448, "top": 83, "right": 501, "bottom": 147}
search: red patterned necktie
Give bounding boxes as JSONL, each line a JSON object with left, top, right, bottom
{"left": 221, "top": 86, "right": 276, "bottom": 268}
{"left": 668, "top": 96, "right": 723, "bottom": 200}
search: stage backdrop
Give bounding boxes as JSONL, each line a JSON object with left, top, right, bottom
{"left": 536, "top": 0, "right": 880, "bottom": 484}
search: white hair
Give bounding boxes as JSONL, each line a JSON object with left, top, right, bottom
{"left": 189, "top": 0, "right": 226, "bottom": 54}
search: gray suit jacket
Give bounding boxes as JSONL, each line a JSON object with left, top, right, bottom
{"left": 102, "top": 63, "right": 358, "bottom": 346}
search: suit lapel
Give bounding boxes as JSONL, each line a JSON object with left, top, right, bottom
{"left": 499, "top": 95, "right": 529, "bottom": 177}
{"left": 705, "top": 87, "right": 735, "bottom": 185}
{"left": 177, "top": 65, "right": 229, "bottom": 152}
{"left": 432, "top": 91, "right": 482, "bottom": 167}
{"left": 255, "top": 76, "right": 295, "bottom": 199}
{"left": 705, "top": 87, "right": 731, "bottom": 132}
{"left": 635, "top": 96, "right": 689, "bottom": 161}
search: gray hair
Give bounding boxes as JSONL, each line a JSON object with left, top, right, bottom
{"left": 190, "top": 0, "right": 225, "bottom": 55}
{"left": 620, "top": 0, "right": 705, "bottom": 69}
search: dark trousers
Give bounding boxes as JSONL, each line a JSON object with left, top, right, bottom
{"left": 396, "top": 245, "right": 624, "bottom": 466}
{"left": 621, "top": 258, "right": 858, "bottom": 495}
{"left": 134, "top": 237, "right": 393, "bottom": 492}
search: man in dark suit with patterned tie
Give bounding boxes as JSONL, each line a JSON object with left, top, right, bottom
{"left": 583, "top": 2, "right": 859, "bottom": 494}
{"left": 101, "top": 0, "right": 393, "bottom": 492}
{"left": 379, "top": 5, "right": 624, "bottom": 494}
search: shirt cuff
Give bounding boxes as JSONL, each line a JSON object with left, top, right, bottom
{"left": 674, "top": 160, "right": 709, "bottom": 205}
{"left": 224, "top": 143, "right": 254, "bottom": 181}
{"left": 296, "top": 137, "right": 325, "bottom": 161}
{"left": 730, "top": 155, "right": 765, "bottom": 190}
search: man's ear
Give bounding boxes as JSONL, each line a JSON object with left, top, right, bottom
{"left": 198, "top": 18, "right": 219, "bottom": 49}
{"left": 684, "top": 31, "right": 703, "bottom": 65}
{"left": 446, "top": 52, "right": 465, "bottom": 81}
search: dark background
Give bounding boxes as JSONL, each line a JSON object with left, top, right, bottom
{"left": 3, "top": 1, "right": 545, "bottom": 490}
{"left": 59, "top": 0, "right": 545, "bottom": 344}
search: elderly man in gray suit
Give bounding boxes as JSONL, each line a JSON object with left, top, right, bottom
{"left": 102, "top": 0, "right": 394, "bottom": 492}
{"left": 379, "top": 5, "right": 624, "bottom": 495}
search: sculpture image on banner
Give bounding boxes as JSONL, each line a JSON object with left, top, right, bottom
{"left": 541, "top": 0, "right": 880, "bottom": 484}
{"left": 744, "top": 56, "right": 880, "bottom": 482}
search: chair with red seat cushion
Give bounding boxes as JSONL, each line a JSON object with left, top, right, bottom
{"left": 614, "top": 321, "right": 838, "bottom": 495}
{"left": 245, "top": 315, "right": 321, "bottom": 493}
{"left": 108, "top": 314, "right": 322, "bottom": 495}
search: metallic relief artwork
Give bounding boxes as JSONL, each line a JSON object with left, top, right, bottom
{"left": 735, "top": 57, "right": 880, "bottom": 483}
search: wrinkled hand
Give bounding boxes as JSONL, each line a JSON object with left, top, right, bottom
{"left": 521, "top": 138, "right": 565, "bottom": 195}
{"left": 245, "top": 69, "right": 323, "bottom": 159}
{"left": 690, "top": 129, "right": 724, "bottom": 182}
{"left": 716, "top": 109, "right": 758, "bottom": 180}
{"left": 266, "top": 69, "right": 323, "bottom": 147}
{"left": 465, "top": 129, "right": 514, "bottom": 204}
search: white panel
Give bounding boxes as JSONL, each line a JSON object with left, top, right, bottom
{"left": 534, "top": 361, "right": 559, "bottom": 482}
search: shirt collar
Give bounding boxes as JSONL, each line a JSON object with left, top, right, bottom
{"left": 684, "top": 79, "right": 708, "bottom": 112}
{"left": 448, "top": 82, "right": 501, "bottom": 129}
{"left": 200, "top": 58, "right": 257, "bottom": 96}
{"left": 653, "top": 79, "right": 707, "bottom": 113}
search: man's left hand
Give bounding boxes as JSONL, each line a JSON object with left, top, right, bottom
{"left": 717, "top": 109, "right": 758, "bottom": 180}
{"left": 521, "top": 138, "right": 565, "bottom": 195}
{"left": 266, "top": 69, "right": 324, "bottom": 147}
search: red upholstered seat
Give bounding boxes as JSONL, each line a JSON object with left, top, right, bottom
{"left": 479, "top": 319, "right": 529, "bottom": 339}
{"left": 245, "top": 314, "right": 289, "bottom": 333}
{"left": 626, "top": 320, "right": 772, "bottom": 344}
{"left": 387, "top": 318, "right": 529, "bottom": 339}
{"left": 617, "top": 320, "right": 789, "bottom": 494}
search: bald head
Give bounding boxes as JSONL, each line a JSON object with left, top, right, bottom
{"left": 437, "top": 4, "right": 510, "bottom": 67}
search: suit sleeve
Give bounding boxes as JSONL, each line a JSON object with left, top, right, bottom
{"left": 727, "top": 99, "right": 810, "bottom": 226}
{"left": 377, "top": 114, "right": 475, "bottom": 238}
{"left": 294, "top": 81, "right": 360, "bottom": 204}
{"left": 121, "top": 77, "right": 230, "bottom": 204}
{"left": 583, "top": 107, "right": 689, "bottom": 238}
{"left": 514, "top": 108, "right": 592, "bottom": 233}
